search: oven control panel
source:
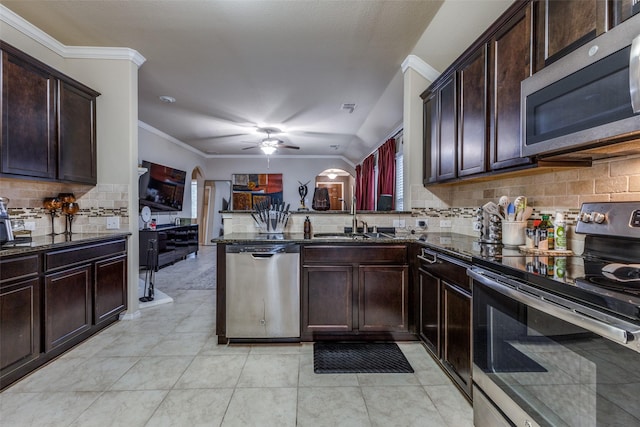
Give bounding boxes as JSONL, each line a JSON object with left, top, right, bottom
{"left": 575, "top": 202, "right": 640, "bottom": 238}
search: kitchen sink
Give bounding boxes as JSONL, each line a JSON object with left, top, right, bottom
{"left": 312, "top": 232, "right": 397, "bottom": 240}
{"left": 364, "top": 232, "right": 395, "bottom": 239}
{"left": 312, "top": 232, "right": 368, "bottom": 240}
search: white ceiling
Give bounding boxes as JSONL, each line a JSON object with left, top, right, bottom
{"left": 2, "top": 0, "right": 448, "bottom": 163}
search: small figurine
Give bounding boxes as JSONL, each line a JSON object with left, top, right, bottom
{"left": 298, "top": 180, "right": 310, "bottom": 211}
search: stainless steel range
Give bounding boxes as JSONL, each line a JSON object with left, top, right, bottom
{"left": 470, "top": 202, "right": 640, "bottom": 427}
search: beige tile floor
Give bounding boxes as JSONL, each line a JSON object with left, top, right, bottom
{"left": 0, "top": 249, "right": 473, "bottom": 427}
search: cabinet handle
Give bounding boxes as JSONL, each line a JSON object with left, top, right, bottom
{"left": 417, "top": 254, "right": 437, "bottom": 264}
{"left": 419, "top": 248, "right": 437, "bottom": 264}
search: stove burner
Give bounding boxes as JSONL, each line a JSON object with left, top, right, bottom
{"left": 601, "top": 263, "right": 640, "bottom": 282}
{"left": 584, "top": 275, "right": 640, "bottom": 295}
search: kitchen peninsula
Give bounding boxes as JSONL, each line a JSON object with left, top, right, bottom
{"left": 215, "top": 231, "right": 492, "bottom": 401}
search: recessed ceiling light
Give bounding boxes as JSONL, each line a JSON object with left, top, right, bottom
{"left": 159, "top": 95, "right": 176, "bottom": 103}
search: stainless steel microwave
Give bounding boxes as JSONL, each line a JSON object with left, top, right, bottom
{"left": 521, "top": 14, "right": 640, "bottom": 158}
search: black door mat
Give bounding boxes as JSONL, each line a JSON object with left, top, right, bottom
{"left": 313, "top": 342, "right": 414, "bottom": 374}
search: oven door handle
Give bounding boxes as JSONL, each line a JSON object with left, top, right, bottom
{"left": 469, "top": 268, "right": 640, "bottom": 346}
{"left": 631, "top": 33, "right": 640, "bottom": 113}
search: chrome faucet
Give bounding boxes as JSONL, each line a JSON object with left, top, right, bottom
{"left": 351, "top": 195, "right": 358, "bottom": 233}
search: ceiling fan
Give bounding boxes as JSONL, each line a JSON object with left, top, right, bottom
{"left": 242, "top": 127, "right": 300, "bottom": 155}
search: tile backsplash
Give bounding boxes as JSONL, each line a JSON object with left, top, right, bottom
{"left": 410, "top": 154, "right": 640, "bottom": 254}
{"left": 1, "top": 178, "right": 129, "bottom": 236}
{"left": 411, "top": 155, "right": 640, "bottom": 210}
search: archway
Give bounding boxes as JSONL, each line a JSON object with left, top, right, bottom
{"left": 315, "top": 169, "right": 354, "bottom": 211}
{"left": 190, "top": 166, "right": 205, "bottom": 243}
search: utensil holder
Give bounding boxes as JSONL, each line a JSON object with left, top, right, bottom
{"left": 502, "top": 221, "right": 526, "bottom": 246}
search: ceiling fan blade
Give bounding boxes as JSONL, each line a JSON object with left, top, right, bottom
{"left": 281, "top": 145, "right": 300, "bottom": 150}
{"left": 210, "top": 133, "right": 250, "bottom": 139}
{"left": 241, "top": 146, "right": 257, "bottom": 150}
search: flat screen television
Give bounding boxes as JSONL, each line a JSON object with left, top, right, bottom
{"left": 139, "top": 160, "right": 187, "bottom": 212}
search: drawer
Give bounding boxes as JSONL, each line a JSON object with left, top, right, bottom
{"left": 418, "top": 248, "right": 470, "bottom": 292}
{"left": 304, "top": 245, "right": 407, "bottom": 264}
{"left": 45, "top": 239, "right": 126, "bottom": 272}
{"left": 0, "top": 254, "right": 40, "bottom": 284}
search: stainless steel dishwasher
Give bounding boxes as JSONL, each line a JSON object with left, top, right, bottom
{"left": 225, "top": 243, "right": 300, "bottom": 339}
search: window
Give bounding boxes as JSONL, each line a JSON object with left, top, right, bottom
{"left": 395, "top": 152, "right": 404, "bottom": 211}
{"left": 191, "top": 180, "right": 197, "bottom": 218}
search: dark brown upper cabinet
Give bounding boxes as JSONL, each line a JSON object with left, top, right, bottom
{"left": 58, "top": 80, "right": 97, "bottom": 184}
{"left": 422, "top": 71, "right": 457, "bottom": 183}
{"left": 437, "top": 74, "right": 457, "bottom": 182}
{"left": 422, "top": 90, "right": 438, "bottom": 185}
{"left": 533, "top": 0, "right": 608, "bottom": 71}
{"left": 457, "top": 45, "right": 488, "bottom": 177}
{"left": 489, "top": 3, "right": 535, "bottom": 171}
{"left": 610, "top": 0, "right": 640, "bottom": 26}
{"left": 1, "top": 49, "right": 56, "bottom": 179}
{"left": 0, "top": 42, "right": 100, "bottom": 185}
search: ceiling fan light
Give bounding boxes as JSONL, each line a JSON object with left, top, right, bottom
{"left": 327, "top": 173, "right": 337, "bottom": 180}
{"left": 261, "top": 145, "right": 277, "bottom": 155}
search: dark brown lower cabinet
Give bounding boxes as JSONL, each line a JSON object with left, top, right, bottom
{"left": 0, "top": 237, "right": 128, "bottom": 390}
{"left": 94, "top": 255, "right": 127, "bottom": 326}
{"left": 0, "top": 277, "right": 40, "bottom": 379}
{"left": 443, "top": 282, "right": 472, "bottom": 396}
{"left": 303, "top": 265, "right": 353, "bottom": 333}
{"left": 418, "top": 267, "right": 440, "bottom": 356}
{"left": 359, "top": 265, "right": 409, "bottom": 332}
{"left": 416, "top": 246, "right": 472, "bottom": 400}
{"left": 301, "top": 244, "right": 412, "bottom": 341}
{"left": 44, "top": 265, "right": 92, "bottom": 352}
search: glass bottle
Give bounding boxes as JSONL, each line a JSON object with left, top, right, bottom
{"left": 537, "top": 215, "right": 553, "bottom": 251}
{"left": 303, "top": 216, "right": 311, "bottom": 239}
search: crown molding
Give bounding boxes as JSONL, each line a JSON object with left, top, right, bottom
{"left": 138, "top": 121, "right": 206, "bottom": 157}
{"left": 0, "top": 5, "right": 146, "bottom": 67}
{"left": 64, "top": 45, "right": 146, "bottom": 67}
{"left": 401, "top": 54, "right": 440, "bottom": 82}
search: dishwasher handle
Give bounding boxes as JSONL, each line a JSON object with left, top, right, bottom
{"left": 251, "top": 253, "right": 275, "bottom": 259}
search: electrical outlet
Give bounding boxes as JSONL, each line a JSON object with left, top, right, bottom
{"left": 392, "top": 219, "right": 406, "bottom": 228}
{"left": 440, "top": 219, "right": 452, "bottom": 228}
{"left": 106, "top": 216, "right": 120, "bottom": 229}
{"left": 24, "top": 221, "right": 36, "bottom": 231}
{"left": 415, "top": 218, "right": 428, "bottom": 227}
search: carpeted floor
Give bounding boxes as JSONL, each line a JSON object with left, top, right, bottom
{"left": 139, "top": 244, "right": 217, "bottom": 293}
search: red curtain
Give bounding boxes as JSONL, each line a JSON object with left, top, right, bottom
{"left": 377, "top": 138, "right": 396, "bottom": 209}
{"left": 354, "top": 165, "right": 362, "bottom": 211}
{"left": 359, "top": 154, "right": 376, "bottom": 210}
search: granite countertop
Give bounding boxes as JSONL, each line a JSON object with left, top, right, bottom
{"left": 213, "top": 231, "right": 529, "bottom": 263}
{"left": 213, "top": 231, "right": 494, "bottom": 259}
{"left": 213, "top": 232, "right": 420, "bottom": 244}
{"left": 0, "top": 232, "right": 131, "bottom": 257}
{"left": 221, "top": 210, "right": 413, "bottom": 215}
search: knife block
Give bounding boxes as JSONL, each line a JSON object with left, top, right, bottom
{"left": 256, "top": 210, "right": 290, "bottom": 234}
